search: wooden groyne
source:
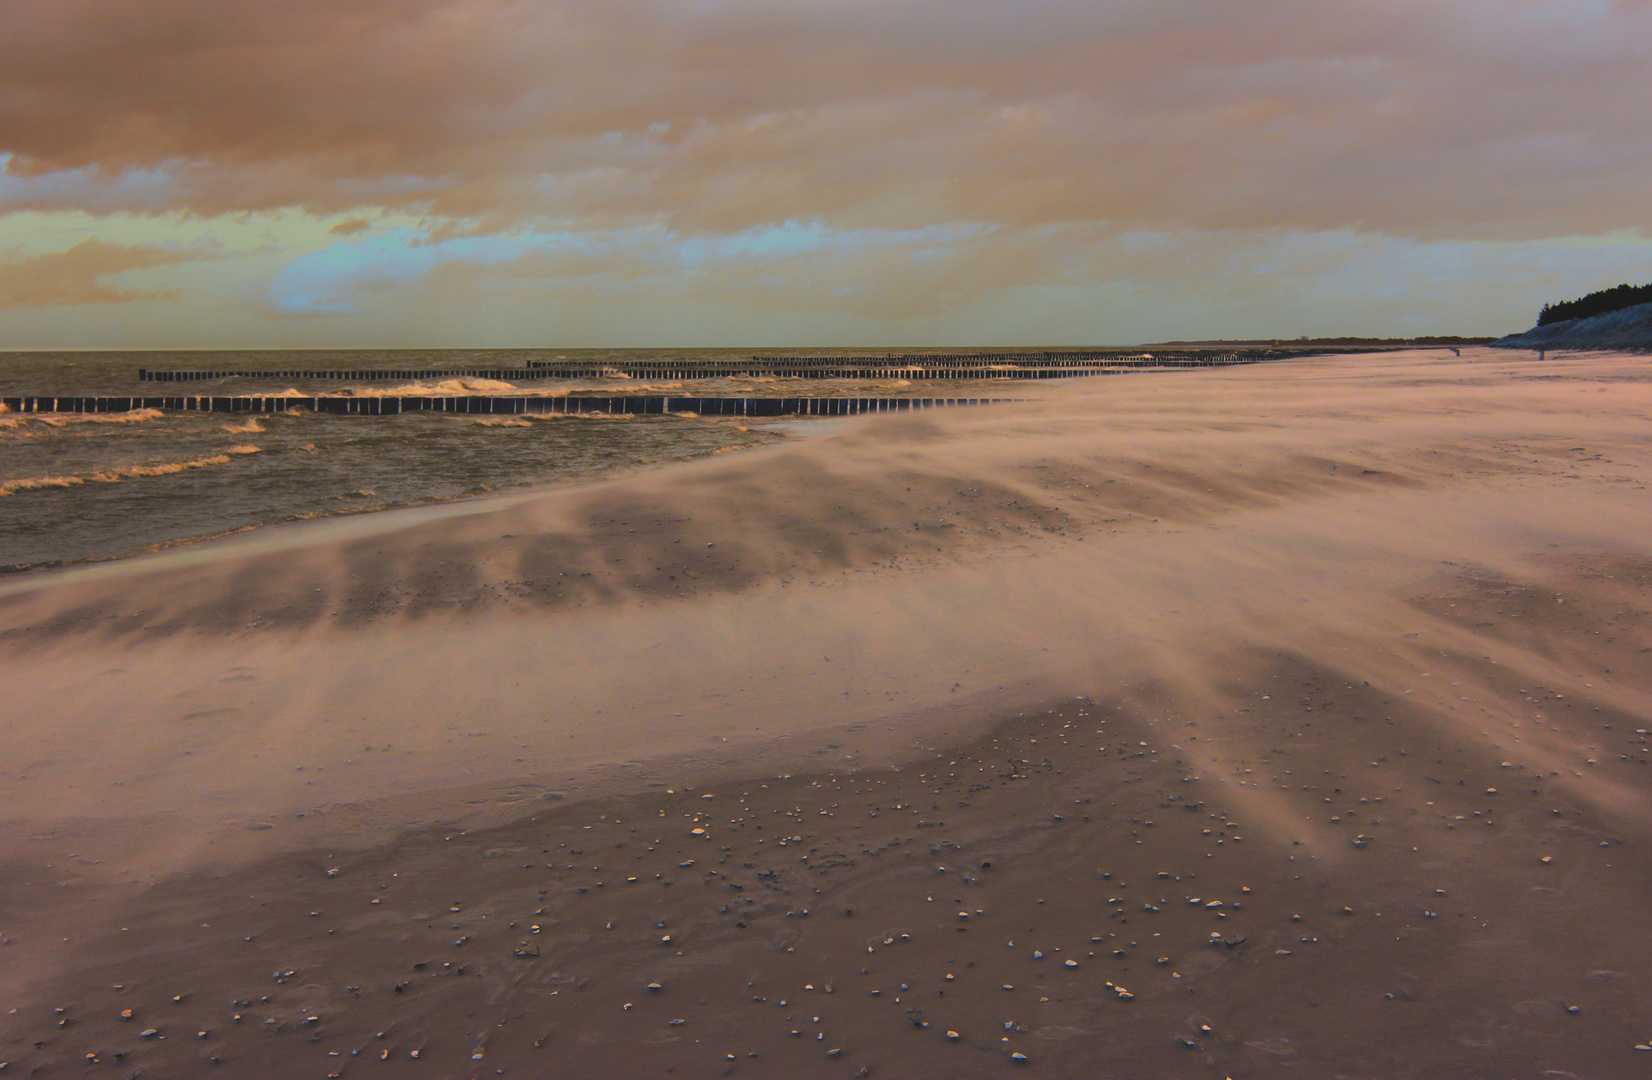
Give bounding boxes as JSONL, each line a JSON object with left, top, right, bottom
{"left": 133, "top": 350, "right": 1296, "bottom": 383}
{"left": 1, "top": 395, "right": 997, "bottom": 417}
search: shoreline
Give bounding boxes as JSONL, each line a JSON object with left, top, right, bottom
{"left": 0, "top": 413, "right": 825, "bottom": 597}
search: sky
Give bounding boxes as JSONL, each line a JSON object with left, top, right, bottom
{"left": 0, "top": 0, "right": 1649, "bottom": 348}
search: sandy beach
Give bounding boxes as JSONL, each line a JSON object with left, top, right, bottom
{"left": 2, "top": 347, "right": 1650, "bottom": 1078}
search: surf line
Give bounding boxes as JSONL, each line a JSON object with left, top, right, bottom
{"left": 1, "top": 395, "right": 1002, "bottom": 417}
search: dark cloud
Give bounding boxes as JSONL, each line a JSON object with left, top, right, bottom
{"left": 1, "top": 1, "right": 1647, "bottom": 238}
{"left": 0, "top": 239, "right": 192, "bottom": 309}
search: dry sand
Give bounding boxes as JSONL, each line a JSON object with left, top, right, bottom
{"left": 1, "top": 347, "right": 1650, "bottom": 1078}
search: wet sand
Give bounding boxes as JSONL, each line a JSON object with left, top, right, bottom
{"left": 2, "top": 348, "right": 1650, "bottom": 1078}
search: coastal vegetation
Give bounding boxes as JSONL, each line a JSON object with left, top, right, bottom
{"left": 1537, "top": 282, "right": 1652, "bottom": 325}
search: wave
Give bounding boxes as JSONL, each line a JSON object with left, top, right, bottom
{"left": 341, "top": 378, "right": 524, "bottom": 398}
{"left": 0, "top": 474, "right": 82, "bottom": 497}
{"left": 446, "top": 412, "right": 635, "bottom": 424}
{"left": 0, "top": 408, "right": 167, "bottom": 430}
{"left": 618, "top": 382, "right": 685, "bottom": 394}
{"left": 1, "top": 446, "right": 261, "bottom": 498}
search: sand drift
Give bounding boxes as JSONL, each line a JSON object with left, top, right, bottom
{"left": 1, "top": 348, "right": 1649, "bottom": 1078}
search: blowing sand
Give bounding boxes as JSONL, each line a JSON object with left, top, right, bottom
{"left": 1, "top": 347, "right": 1650, "bottom": 1078}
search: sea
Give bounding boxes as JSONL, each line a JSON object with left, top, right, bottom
{"left": 0, "top": 349, "right": 989, "bottom": 571}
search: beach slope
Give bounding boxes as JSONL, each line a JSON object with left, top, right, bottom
{"left": 1, "top": 348, "right": 1650, "bottom": 1078}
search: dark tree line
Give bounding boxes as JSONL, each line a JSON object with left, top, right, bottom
{"left": 1538, "top": 282, "right": 1652, "bottom": 326}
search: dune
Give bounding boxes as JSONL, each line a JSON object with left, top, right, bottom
{"left": 1, "top": 347, "right": 1649, "bottom": 1077}
{"left": 1496, "top": 299, "right": 1652, "bottom": 352}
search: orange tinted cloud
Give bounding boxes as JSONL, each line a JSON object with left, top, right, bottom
{"left": 0, "top": 239, "right": 190, "bottom": 309}
{"left": 1, "top": 0, "right": 1649, "bottom": 239}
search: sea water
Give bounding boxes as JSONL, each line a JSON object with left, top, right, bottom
{"left": 0, "top": 349, "right": 971, "bottom": 570}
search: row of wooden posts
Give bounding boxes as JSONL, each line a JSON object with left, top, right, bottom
{"left": 0, "top": 395, "right": 999, "bottom": 417}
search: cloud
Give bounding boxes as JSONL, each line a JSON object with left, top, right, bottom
{"left": 0, "top": 153, "right": 180, "bottom": 213}
{"left": 672, "top": 219, "right": 987, "bottom": 267}
{"left": 261, "top": 214, "right": 1652, "bottom": 336}
{"left": 4, "top": 0, "right": 1651, "bottom": 342}
{"left": 265, "top": 226, "right": 598, "bottom": 314}
{"left": 0, "top": 238, "right": 193, "bottom": 310}
{"left": 264, "top": 218, "right": 996, "bottom": 315}
{"left": 0, "top": 0, "right": 1648, "bottom": 239}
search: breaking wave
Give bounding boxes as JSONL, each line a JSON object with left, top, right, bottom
{"left": 1, "top": 446, "right": 261, "bottom": 498}
{"left": 0, "top": 408, "right": 166, "bottom": 430}
{"left": 341, "top": 378, "right": 527, "bottom": 397}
